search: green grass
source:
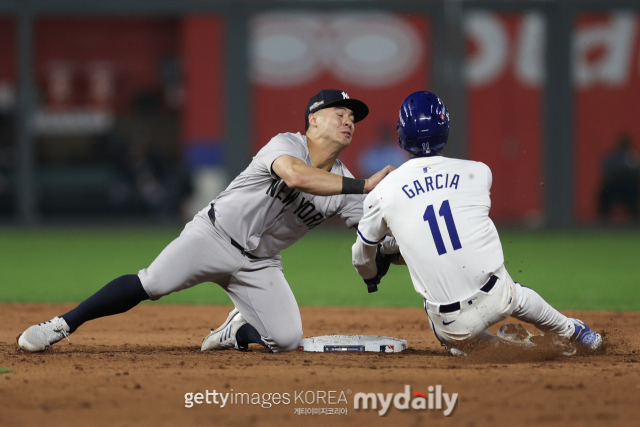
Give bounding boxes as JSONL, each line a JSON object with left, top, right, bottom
{"left": 0, "top": 227, "right": 639, "bottom": 311}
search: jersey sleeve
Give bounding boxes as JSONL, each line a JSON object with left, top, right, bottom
{"left": 253, "top": 134, "right": 308, "bottom": 179}
{"left": 336, "top": 193, "right": 365, "bottom": 229}
{"left": 486, "top": 164, "right": 493, "bottom": 191}
{"left": 356, "top": 189, "right": 388, "bottom": 246}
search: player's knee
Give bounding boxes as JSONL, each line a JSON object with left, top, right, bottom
{"left": 269, "top": 326, "right": 303, "bottom": 353}
{"left": 137, "top": 269, "right": 166, "bottom": 301}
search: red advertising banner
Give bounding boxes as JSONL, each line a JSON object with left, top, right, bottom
{"left": 4, "top": 13, "right": 640, "bottom": 224}
{"left": 181, "top": 16, "right": 224, "bottom": 146}
{"left": 250, "top": 12, "right": 547, "bottom": 224}
{"left": 35, "top": 19, "right": 179, "bottom": 111}
{"left": 249, "top": 13, "right": 430, "bottom": 179}
{"left": 465, "top": 12, "right": 640, "bottom": 224}
{"left": 465, "top": 13, "right": 544, "bottom": 224}
{"left": 573, "top": 14, "right": 640, "bottom": 223}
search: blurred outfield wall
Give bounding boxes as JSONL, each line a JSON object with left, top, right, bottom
{"left": 0, "top": 1, "right": 639, "bottom": 226}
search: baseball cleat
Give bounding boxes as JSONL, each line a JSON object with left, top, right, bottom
{"left": 570, "top": 318, "right": 603, "bottom": 351}
{"left": 201, "top": 308, "right": 248, "bottom": 351}
{"left": 17, "top": 316, "right": 71, "bottom": 352}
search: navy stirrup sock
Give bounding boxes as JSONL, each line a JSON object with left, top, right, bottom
{"left": 236, "top": 323, "right": 269, "bottom": 350}
{"left": 61, "top": 274, "right": 150, "bottom": 333}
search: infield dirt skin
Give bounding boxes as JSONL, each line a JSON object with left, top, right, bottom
{"left": 0, "top": 304, "right": 639, "bottom": 427}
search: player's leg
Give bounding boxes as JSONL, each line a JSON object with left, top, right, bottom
{"left": 69, "top": 214, "right": 240, "bottom": 325}
{"left": 509, "top": 277, "right": 602, "bottom": 350}
{"left": 18, "top": 274, "right": 155, "bottom": 351}
{"left": 18, "top": 212, "right": 240, "bottom": 352}
{"left": 510, "top": 283, "right": 574, "bottom": 337}
{"left": 202, "top": 259, "right": 303, "bottom": 353}
{"left": 425, "top": 271, "right": 515, "bottom": 347}
{"left": 136, "top": 215, "right": 241, "bottom": 301}
{"left": 61, "top": 274, "right": 149, "bottom": 333}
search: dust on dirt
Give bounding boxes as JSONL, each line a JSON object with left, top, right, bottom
{"left": 1, "top": 304, "right": 639, "bottom": 427}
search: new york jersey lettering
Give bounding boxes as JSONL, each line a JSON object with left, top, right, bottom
{"left": 293, "top": 197, "right": 326, "bottom": 229}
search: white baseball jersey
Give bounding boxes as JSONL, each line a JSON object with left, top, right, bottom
{"left": 356, "top": 156, "right": 504, "bottom": 304}
{"left": 212, "top": 132, "right": 364, "bottom": 258}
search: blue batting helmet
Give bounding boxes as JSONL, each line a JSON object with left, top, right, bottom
{"left": 397, "top": 91, "right": 449, "bottom": 156}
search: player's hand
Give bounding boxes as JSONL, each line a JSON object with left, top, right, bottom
{"left": 379, "top": 235, "right": 399, "bottom": 255}
{"left": 364, "top": 165, "right": 395, "bottom": 194}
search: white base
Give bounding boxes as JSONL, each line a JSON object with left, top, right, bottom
{"left": 298, "top": 335, "right": 408, "bottom": 353}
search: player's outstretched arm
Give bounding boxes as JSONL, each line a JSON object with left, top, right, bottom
{"left": 273, "top": 155, "right": 394, "bottom": 196}
{"left": 273, "top": 155, "right": 344, "bottom": 196}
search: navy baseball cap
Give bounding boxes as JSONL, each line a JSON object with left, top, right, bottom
{"left": 304, "top": 89, "right": 369, "bottom": 125}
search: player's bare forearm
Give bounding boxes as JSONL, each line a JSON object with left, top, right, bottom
{"left": 272, "top": 156, "right": 343, "bottom": 196}
{"left": 273, "top": 156, "right": 394, "bottom": 196}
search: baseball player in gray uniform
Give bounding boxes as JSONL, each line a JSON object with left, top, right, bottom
{"left": 18, "top": 89, "right": 394, "bottom": 353}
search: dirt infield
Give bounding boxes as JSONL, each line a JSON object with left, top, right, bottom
{"left": 1, "top": 304, "right": 639, "bottom": 427}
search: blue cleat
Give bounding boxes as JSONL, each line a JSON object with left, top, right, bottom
{"left": 570, "top": 318, "right": 603, "bottom": 351}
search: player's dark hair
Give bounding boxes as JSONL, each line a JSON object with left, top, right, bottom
{"left": 305, "top": 117, "right": 310, "bottom": 132}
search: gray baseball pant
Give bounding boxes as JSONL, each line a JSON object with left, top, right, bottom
{"left": 138, "top": 210, "right": 303, "bottom": 352}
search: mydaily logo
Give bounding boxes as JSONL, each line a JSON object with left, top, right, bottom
{"left": 354, "top": 385, "right": 458, "bottom": 416}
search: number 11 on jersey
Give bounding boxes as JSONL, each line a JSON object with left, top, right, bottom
{"left": 423, "top": 200, "right": 462, "bottom": 255}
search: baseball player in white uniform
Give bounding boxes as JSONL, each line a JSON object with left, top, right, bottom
{"left": 352, "top": 91, "right": 602, "bottom": 353}
{"left": 18, "top": 89, "right": 394, "bottom": 353}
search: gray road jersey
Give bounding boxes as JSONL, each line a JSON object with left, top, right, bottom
{"left": 211, "top": 132, "right": 364, "bottom": 258}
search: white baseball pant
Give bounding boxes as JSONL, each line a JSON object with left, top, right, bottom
{"left": 425, "top": 264, "right": 574, "bottom": 345}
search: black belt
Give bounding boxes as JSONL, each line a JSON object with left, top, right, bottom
{"left": 229, "top": 238, "right": 259, "bottom": 260}
{"left": 208, "top": 204, "right": 260, "bottom": 260}
{"left": 439, "top": 275, "right": 498, "bottom": 313}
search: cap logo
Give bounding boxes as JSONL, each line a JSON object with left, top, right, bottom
{"left": 309, "top": 100, "right": 324, "bottom": 111}
{"left": 341, "top": 91, "right": 349, "bottom": 99}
